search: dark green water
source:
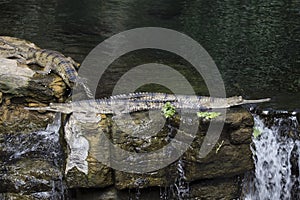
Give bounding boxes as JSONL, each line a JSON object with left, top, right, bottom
{"left": 0, "top": 0, "right": 299, "bottom": 110}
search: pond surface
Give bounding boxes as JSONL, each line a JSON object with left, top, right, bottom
{"left": 0, "top": 0, "right": 299, "bottom": 110}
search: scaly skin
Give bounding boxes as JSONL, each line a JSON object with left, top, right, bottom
{"left": 25, "top": 48, "right": 80, "bottom": 87}
{"left": 0, "top": 36, "right": 37, "bottom": 59}
{"left": 0, "top": 40, "right": 25, "bottom": 58}
{"left": 0, "top": 45, "right": 19, "bottom": 58}
{"left": 0, "top": 37, "right": 92, "bottom": 97}
{"left": 24, "top": 48, "right": 92, "bottom": 98}
{"left": 25, "top": 93, "right": 271, "bottom": 114}
{"left": 0, "top": 37, "right": 80, "bottom": 78}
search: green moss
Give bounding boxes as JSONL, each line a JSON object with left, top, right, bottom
{"left": 197, "top": 111, "right": 221, "bottom": 120}
{"left": 253, "top": 128, "right": 262, "bottom": 139}
{"left": 161, "top": 102, "right": 176, "bottom": 118}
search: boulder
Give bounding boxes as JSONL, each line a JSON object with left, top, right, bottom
{"left": 0, "top": 36, "right": 256, "bottom": 200}
{"left": 64, "top": 114, "right": 113, "bottom": 189}
{"left": 189, "top": 177, "right": 242, "bottom": 199}
{"left": 65, "top": 108, "right": 254, "bottom": 199}
{"left": 0, "top": 37, "right": 67, "bottom": 199}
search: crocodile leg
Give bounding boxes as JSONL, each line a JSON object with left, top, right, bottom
{"left": 67, "top": 56, "right": 80, "bottom": 69}
{"left": 35, "top": 62, "right": 52, "bottom": 75}
{"left": 23, "top": 58, "right": 36, "bottom": 65}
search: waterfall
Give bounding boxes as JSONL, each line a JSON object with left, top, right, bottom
{"left": 1, "top": 113, "right": 66, "bottom": 199}
{"left": 172, "top": 159, "right": 190, "bottom": 200}
{"left": 244, "top": 114, "right": 300, "bottom": 200}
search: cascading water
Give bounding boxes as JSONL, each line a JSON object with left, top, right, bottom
{"left": 172, "top": 159, "right": 190, "bottom": 200}
{"left": 158, "top": 159, "right": 190, "bottom": 200}
{"left": 0, "top": 113, "right": 66, "bottom": 199}
{"left": 244, "top": 113, "right": 300, "bottom": 200}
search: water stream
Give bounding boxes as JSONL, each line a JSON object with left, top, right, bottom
{"left": 0, "top": 114, "right": 66, "bottom": 199}
{"left": 172, "top": 159, "right": 190, "bottom": 200}
{"left": 244, "top": 113, "right": 300, "bottom": 200}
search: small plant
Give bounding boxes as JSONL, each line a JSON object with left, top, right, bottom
{"left": 215, "top": 140, "right": 224, "bottom": 154}
{"left": 253, "top": 128, "right": 262, "bottom": 139}
{"left": 197, "top": 111, "right": 221, "bottom": 120}
{"left": 161, "top": 102, "right": 176, "bottom": 118}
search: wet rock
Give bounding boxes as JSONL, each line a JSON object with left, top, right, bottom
{"left": 65, "top": 107, "right": 254, "bottom": 199}
{"left": 183, "top": 142, "right": 253, "bottom": 181}
{"left": 70, "top": 187, "right": 119, "bottom": 200}
{"left": 0, "top": 100, "right": 54, "bottom": 134}
{"left": 70, "top": 186, "right": 163, "bottom": 200}
{"left": 189, "top": 177, "right": 241, "bottom": 199}
{"left": 71, "top": 177, "right": 242, "bottom": 200}
{"left": 0, "top": 58, "right": 66, "bottom": 102}
{"left": 114, "top": 166, "right": 178, "bottom": 190}
{"left": 183, "top": 109, "right": 254, "bottom": 182}
{"left": 225, "top": 108, "right": 254, "bottom": 128}
{"left": 226, "top": 108, "right": 254, "bottom": 144}
{"left": 110, "top": 112, "right": 184, "bottom": 189}
{"left": 0, "top": 159, "right": 63, "bottom": 194}
{"left": 0, "top": 92, "right": 2, "bottom": 104}
{"left": 0, "top": 192, "right": 64, "bottom": 200}
{"left": 0, "top": 38, "right": 256, "bottom": 200}
{"left": 0, "top": 37, "right": 69, "bottom": 198}
{"left": 0, "top": 58, "right": 35, "bottom": 92}
{"left": 230, "top": 127, "right": 253, "bottom": 144}
{"left": 64, "top": 114, "right": 113, "bottom": 188}
{"left": 0, "top": 114, "right": 64, "bottom": 198}
{"left": 66, "top": 164, "right": 113, "bottom": 189}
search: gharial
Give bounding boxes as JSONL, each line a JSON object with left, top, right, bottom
{"left": 25, "top": 92, "right": 271, "bottom": 119}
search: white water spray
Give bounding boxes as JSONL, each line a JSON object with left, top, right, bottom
{"left": 245, "top": 115, "right": 300, "bottom": 200}
{"left": 173, "top": 159, "right": 190, "bottom": 199}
